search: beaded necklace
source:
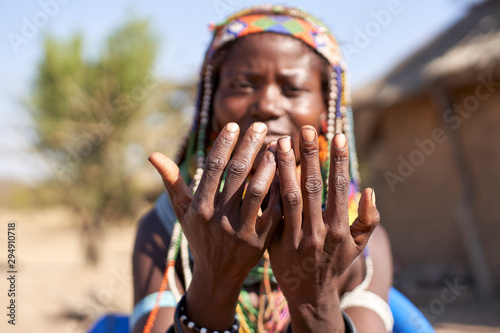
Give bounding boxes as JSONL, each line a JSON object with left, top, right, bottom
{"left": 143, "top": 5, "right": 362, "bottom": 333}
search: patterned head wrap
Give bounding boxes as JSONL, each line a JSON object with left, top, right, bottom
{"left": 176, "top": 4, "right": 361, "bottom": 223}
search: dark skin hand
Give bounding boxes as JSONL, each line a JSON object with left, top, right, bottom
{"left": 149, "top": 122, "right": 283, "bottom": 331}
{"left": 149, "top": 128, "right": 379, "bottom": 333}
{"left": 136, "top": 33, "right": 392, "bottom": 333}
{"left": 131, "top": 206, "right": 392, "bottom": 333}
{"left": 269, "top": 129, "right": 379, "bottom": 332}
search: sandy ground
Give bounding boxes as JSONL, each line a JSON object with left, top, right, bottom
{"left": 0, "top": 206, "right": 499, "bottom": 333}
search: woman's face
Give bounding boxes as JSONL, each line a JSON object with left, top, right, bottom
{"left": 212, "top": 33, "right": 327, "bottom": 166}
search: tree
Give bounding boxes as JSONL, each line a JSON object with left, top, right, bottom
{"left": 28, "top": 18, "right": 193, "bottom": 265}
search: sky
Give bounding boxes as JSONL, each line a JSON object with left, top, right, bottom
{"left": 0, "top": 0, "right": 480, "bottom": 182}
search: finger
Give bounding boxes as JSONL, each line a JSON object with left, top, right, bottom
{"left": 258, "top": 171, "right": 283, "bottom": 246}
{"left": 350, "top": 188, "right": 380, "bottom": 248}
{"left": 149, "top": 152, "right": 192, "bottom": 221}
{"left": 240, "top": 141, "right": 277, "bottom": 231}
{"left": 277, "top": 136, "right": 302, "bottom": 244}
{"left": 219, "top": 122, "right": 267, "bottom": 206}
{"left": 192, "top": 122, "right": 239, "bottom": 216}
{"left": 325, "top": 133, "right": 350, "bottom": 235}
{"left": 299, "top": 126, "right": 323, "bottom": 237}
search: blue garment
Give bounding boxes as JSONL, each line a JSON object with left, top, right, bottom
{"left": 154, "top": 192, "right": 177, "bottom": 237}
{"left": 390, "top": 288, "right": 435, "bottom": 333}
{"left": 87, "top": 314, "right": 129, "bottom": 333}
{"left": 129, "top": 291, "right": 177, "bottom": 331}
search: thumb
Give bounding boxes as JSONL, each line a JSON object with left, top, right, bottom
{"left": 350, "top": 188, "right": 379, "bottom": 248}
{"left": 149, "top": 152, "right": 192, "bottom": 221}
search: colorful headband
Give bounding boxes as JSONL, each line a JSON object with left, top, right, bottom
{"left": 207, "top": 13, "right": 342, "bottom": 67}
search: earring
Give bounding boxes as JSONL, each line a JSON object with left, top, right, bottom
{"left": 192, "top": 63, "right": 213, "bottom": 192}
{"left": 327, "top": 69, "right": 338, "bottom": 142}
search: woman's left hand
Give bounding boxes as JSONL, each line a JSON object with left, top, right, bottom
{"left": 148, "top": 122, "right": 283, "bottom": 331}
{"left": 269, "top": 126, "right": 380, "bottom": 332}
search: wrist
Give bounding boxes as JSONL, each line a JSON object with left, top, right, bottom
{"left": 283, "top": 281, "right": 340, "bottom": 309}
{"left": 175, "top": 295, "right": 239, "bottom": 333}
{"left": 287, "top": 289, "right": 344, "bottom": 333}
{"left": 184, "top": 272, "right": 244, "bottom": 331}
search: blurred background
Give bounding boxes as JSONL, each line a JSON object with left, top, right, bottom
{"left": 0, "top": 0, "right": 499, "bottom": 332}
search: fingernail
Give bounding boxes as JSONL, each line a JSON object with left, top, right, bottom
{"left": 269, "top": 140, "right": 277, "bottom": 153}
{"left": 252, "top": 122, "right": 267, "bottom": 133}
{"left": 333, "top": 133, "right": 347, "bottom": 149}
{"left": 371, "top": 188, "right": 376, "bottom": 206}
{"left": 278, "top": 136, "right": 291, "bottom": 152}
{"left": 301, "top": 127, "right": 316, "bottom": 143}
{"left": 226, "top": 122, "right": 238, "bottom": 132}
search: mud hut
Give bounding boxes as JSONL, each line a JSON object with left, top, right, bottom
{"left": 352, "top": 0, "right": 500, "bottom": 296}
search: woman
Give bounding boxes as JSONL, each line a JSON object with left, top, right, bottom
{"left": 132, "top": 5, "right": 393, "bottom": 333}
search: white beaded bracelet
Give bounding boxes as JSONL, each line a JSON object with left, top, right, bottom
{"left": 174, "top": 295, "right": 240, "bottom": 333}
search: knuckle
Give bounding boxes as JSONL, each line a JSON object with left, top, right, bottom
{"left": 244, "top": 131, "right": 263, "bottom": 146}
{"left": 205, "top": 155, "right": 226, "bottom": 173}
{"left": 247, "top": 180, "right": 268, "bottom": 199}
{"left": 370, "top": 218, "right": 380, "bottom": 232}
{"left": 262, "top": 150, "right": 276, "bottom": 164}
{"left": 333, "top": 155, "right": 348, "bottom": 164}
{"left": 191, "top": 204, "right": 211, "bottom": 221}
{"left": 304, "top": 235, "right": 323, "bottom": 250}
{"left": 360, "top": 211, "right": 380, "bottom": 228}
{"left": 304, "top": 176, "right": 323, "bottom": 195}
{"left": 302, "top": 146, "right": 319, "bottom": 159}
{"left": 327, "top": 227, "right": 349, "bottom": 243}
{"left": 279, "top": 154, "right": 296, "bottom": 168}
{"left": 283, "top": 190, "right": 301, "bottom": 206}
{"left": 234, "top": 230, "right": 247, "bottom": 243}
{"left": 228, "top": 159, "right": 249, "bottom": 176}
{"left": 238, "top": 131, "right": 263, "bottom": 154}
{"left": 234, "top": 230, "right": 260, "bottom": 248}
{"left": 218, "top": 132, "right": 237, "bottom": 146}
{"left": 332, "top": 176, "right": 350, "bottom": 193}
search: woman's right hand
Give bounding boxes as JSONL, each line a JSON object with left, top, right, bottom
{"left": 148, "top": 122, "right": 282, "bottom": 331}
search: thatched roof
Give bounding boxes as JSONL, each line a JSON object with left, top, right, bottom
{"left": 353, "top": 0, "right": 500, "bottom": 109}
